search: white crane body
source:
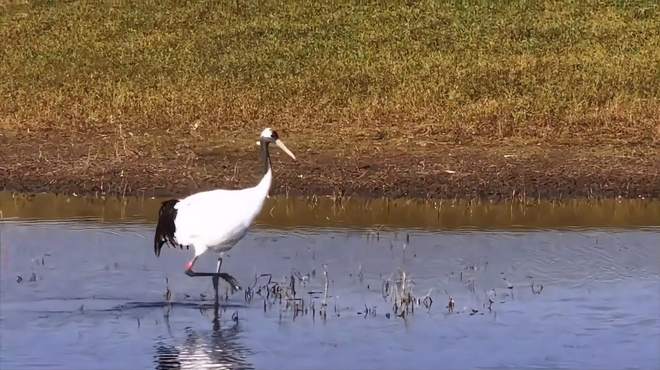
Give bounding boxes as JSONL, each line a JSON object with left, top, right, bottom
{"left": 153, "top": 128, "right": 295, "bottom": 279}
{"left": 173, "top": 168, "right": 271, "bottom": 255}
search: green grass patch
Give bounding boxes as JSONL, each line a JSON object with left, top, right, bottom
{"left": 1, "top": 0, "right": 658, "bottom": 146}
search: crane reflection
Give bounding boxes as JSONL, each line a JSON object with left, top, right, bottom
{"left": 153, "top": 304, "right": 253, "bottom": 370}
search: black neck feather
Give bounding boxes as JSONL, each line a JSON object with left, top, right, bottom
{"left": 260, "top": 139, "right": 271, "bottom": 175}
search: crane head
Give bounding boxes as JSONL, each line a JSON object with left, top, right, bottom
{"left": 258, "top": 128, "right": 296, "bottom": 160}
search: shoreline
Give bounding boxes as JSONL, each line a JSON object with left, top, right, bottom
{"left": 2, "top": 2, "right": 659, "bottom": 202}
{"left": 2, "top": 133, "right": 658, "bottom": 200}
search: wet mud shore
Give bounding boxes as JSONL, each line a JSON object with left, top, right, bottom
{"left": 1, "top": 132, "right": 658, "bottom": 200}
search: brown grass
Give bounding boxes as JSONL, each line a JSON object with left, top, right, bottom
{"left": 1, "top": 1, "right": 659, "bottom": 152}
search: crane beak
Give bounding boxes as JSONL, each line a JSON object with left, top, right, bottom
{"left": 275, "top": 139, "right": 296, "bottom": 160}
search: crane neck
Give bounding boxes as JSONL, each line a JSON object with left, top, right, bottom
{"left": 260, "top": 139, "right": 272, "bottom": 176}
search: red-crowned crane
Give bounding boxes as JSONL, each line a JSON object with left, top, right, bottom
{"left": 154, "top": 128, "right": 296, "bottom": 293}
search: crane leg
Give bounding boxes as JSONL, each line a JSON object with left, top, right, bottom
{"left": 216, "top": 257, "right": 223, "bottom": 274}
{"left": 184, "top": 256, "right": 199, "bottom": 276}
{"left": 212, "top": 274, "right": 220, "bottom": 307}
{"left": 185, "top": 257, "right": 241, "bottom": 293}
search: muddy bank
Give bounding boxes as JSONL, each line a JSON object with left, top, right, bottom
{"left": 0, "top": 132, "right": 658, "bottom": 200}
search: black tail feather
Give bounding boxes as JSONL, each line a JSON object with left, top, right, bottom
{"left": 154, "top": 199, "right": 179, "bottom": 257}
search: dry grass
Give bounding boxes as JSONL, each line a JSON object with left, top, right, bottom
{"left": 1, "top": 1, "right": 658, "bottom": 149}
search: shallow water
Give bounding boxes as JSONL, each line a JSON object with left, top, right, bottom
{"left": 1, "top": 194, "right": 659, "bottom": 369}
